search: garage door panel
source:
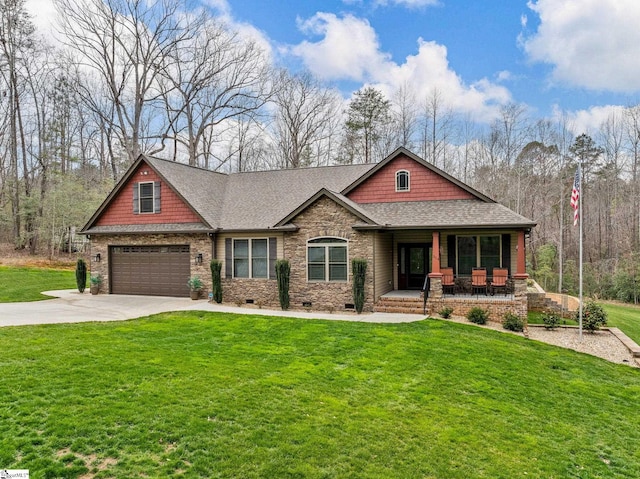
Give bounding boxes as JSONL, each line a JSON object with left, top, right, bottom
{"left": 110, "top": 245, "right": 191, "bottom": 297}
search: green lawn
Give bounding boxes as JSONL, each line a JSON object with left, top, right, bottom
{"left": 1, "top": 313, "right": 639, "bottom": 478}
{"left": 0, "top": 266, "right": 77, "bottom": 302}
{"left": 603, "top": 303, "right": 640, "bottom": 344}
{"left": 528, "top": 303, "right": 640, "bottom": 344}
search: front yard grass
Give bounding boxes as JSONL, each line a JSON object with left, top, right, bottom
{"left": 1, "top": 312, "right": 639, "bottom": 478}
{"left": 0, "top": 266, "right": 77, "bottom": 302}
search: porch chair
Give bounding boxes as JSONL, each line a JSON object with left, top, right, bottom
{"left": 471, "top": 268, "right": 487, "bottom": 296}
{"left": 441, "top": 267, "right": 455, "bottom": 296}
{"left": 490, "top": 268, "right": 509, "bottom": 296}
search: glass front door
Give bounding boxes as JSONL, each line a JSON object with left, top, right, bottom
{"left": 398, "top": 243, "right": 431, "bottom": 290}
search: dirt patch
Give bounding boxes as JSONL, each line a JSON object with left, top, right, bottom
{"left": 56, "top": 448, "right": 119, "bottom": 478}
{"left": 0, "top": 243, "right": 78, "bottom": 270}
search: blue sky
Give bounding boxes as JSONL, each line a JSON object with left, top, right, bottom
{"left": 27, "top": 0, "right": 640, "bottom": 134}
{"left": 213, "top": 0, "right": 640, "bottom": 133}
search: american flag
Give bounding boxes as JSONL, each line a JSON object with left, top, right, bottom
{"left": 570, "top": 167, "right": 580, "bottom": 226}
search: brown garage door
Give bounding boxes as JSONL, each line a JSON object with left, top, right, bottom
{"left": 110, "top": 245, "right": 191, "bottom": 296}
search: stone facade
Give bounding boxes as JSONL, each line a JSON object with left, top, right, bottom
{"left": 284, "top": 196, "right": 375, "bottom": 312}
{"left": 426, "top": 277, "right": 529, "bottom": 321}
{"left": 89, "top": 233, "right": 213, "bottom": 294}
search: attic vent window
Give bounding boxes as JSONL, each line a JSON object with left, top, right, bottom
{"left": 396, "top": 170, "right": 410, "bottom": 192}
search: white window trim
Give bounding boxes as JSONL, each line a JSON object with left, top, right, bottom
{"left": 306, "top": 237, "right": 349, "bottom": 282}
{"left": 395, "top": 170, "right": 410, "bottom": 192}
{"left": 232, "top": 238, "right": 270, "bottom": 279}
{"left": 456, "top": 234, "right": 502, "bottom": 273}
{"left": 138, "top": 181, "right": 156, "bottom": 214}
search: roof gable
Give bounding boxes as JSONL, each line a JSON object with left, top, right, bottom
{"left": 343, "top": 147, "right": 493, "bottom": 203}
{"left": 274, "top": 189, "right": 379, "bottom": 227}
{"left": 82, "top": 156, "right": 212, "bottom": 232}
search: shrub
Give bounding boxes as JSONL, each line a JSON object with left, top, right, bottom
{"left": 210, "top": 259, "right": 223, "bottom": 303}
{"left": 542, "top": 311, "right": 561, "bottom": 330}
{"left": 352, "top": 258, "right": 367, "bottom": 314}
{"left": 75, "top": 259, "right": 87, "bottom": 293}
{"left": 439, "top": 306, "right": 453, "bottom": 319}
{"left": 502, "top": 312, "right": 524, "bottom": 332}
{"left": 576, "top": 300, "right": 608, "bottom": 333}
{"left": 187, "top": 276, "right": 203, "bottom": 291}
{"left": 467, "top": 307, "right": 488, "bottom": 325}
{"left": 275, "top": 260, "right": 290, "bottom": 310}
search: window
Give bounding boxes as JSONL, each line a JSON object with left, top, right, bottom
{"left": 139, "top": 182, "right": 154, "bottom": 213}
{"left": 233, "top": 238, "right": 269, "bottom": 278}
{"left": 308, "top": 238, "right": 347, "bottom": 281}
{"left": 396, "top": 170, "right": 410, "bottom": 191}
{"left": 457, "top": 235, "right": 501, "bottom": 275}
{"left": 133, "top": 181, "right": 160, "bottom": 214}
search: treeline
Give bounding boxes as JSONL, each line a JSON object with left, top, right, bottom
{"left": 1, "top": 0, "right": 640, "bottom": 302}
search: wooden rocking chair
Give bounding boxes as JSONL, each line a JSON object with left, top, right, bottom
{"left": 490, "top": 268, "right": 509, "bottom": 296}
{"left": 441, "top": 267, "right": 455, "bottom": 296}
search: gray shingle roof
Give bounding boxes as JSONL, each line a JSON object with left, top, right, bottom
{"left": 83, "top": 148, "right": 535, "bottom": 234}
{"left": 357, "top": 200, "right": 536, "bottom": 229}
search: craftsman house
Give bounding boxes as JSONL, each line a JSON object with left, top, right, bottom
{"left": 81, "top": 147, "right": 535, "bottom": 318}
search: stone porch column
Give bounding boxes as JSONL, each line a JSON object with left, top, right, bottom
{"left": 428, "top": 231, "right": 443, "bottom": 299}
{"left": 513, "top": 229, "right": 529, "bottom": 318}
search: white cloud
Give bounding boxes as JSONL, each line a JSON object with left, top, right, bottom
{"left": 523, "top": 0, "right": 640, "bottom": 92}
{"left": 290, "top": 13, "right": 511, "bottom": 122}
{"left": 292, "top": 13, "right": 390, "bottom": 82}
{"left": 25, "top": 0, "right": 58, "bottom": 40}
{"left": 553, "top": 104, "right": 626, "bottom": 136}
{"left": 373, "top": 0, "right": 439, "bottom": 7}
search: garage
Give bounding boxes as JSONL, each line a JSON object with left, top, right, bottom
{"left": 109, "top": 245, "right": 191, "bottom": 296}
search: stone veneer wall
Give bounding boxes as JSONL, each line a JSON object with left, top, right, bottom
{"left": 89, "top": 233, "right": 213, "bottom": 294}
{"left": 281, "top": 196, "right": 375, "bottom": 312}
{"left": 427, "top": 277, "right": 529, "bottom": 321}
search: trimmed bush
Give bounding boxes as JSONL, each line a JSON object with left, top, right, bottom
{"left": 467, "top": 307, "right": 489, "bottom": 325}
{"left": 352, "top": 258, "right": 367, "bottom": 314}
{"left": 542, "top": 311, "right": 561, "bottom": 330}
{"left": 439, "top": 306, "right": 453, "bottom": 319}
{"left": 576, "top": 300, "right": 608, "bottom": 333}
{"left": 210, "top": 259, "right": 223, "bottom": 303}
{"left": 75, "top": 259, "right": 87, "bottom": 293}
{"left": 502, "top": 312, "right": 524, "bottom": 332}
{"left": 275, "top": 260, "right": 290, "bottom": 310}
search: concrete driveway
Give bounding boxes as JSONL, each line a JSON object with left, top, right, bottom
{"left": 0, "top": 290, "right": 426, "bottom": 327}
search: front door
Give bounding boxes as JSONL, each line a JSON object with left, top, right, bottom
{"left": 398, "top": 243, "right": 431, "bottom": 290}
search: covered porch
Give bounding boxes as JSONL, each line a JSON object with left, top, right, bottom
{"left": 373, "top": 229, "right": 530, "bottom": 320}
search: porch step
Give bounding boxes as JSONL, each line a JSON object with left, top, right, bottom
{"left": 375, "top": 296, "right": 425, "bottom": 315}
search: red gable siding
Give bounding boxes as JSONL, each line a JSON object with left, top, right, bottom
{"left": 96, "top": 162, "right": 201, "bottom": 226}
{"left": 346, "top": 155, "right": 476, "bottom": 203}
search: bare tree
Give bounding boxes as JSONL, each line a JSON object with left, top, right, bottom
{"left": 271, "top": 70, "right": 340, "bottom": 168}
{"left": 55, "top": 0, "right": 197, "bottom": 164}
{"left": 156, "top": 15, "right": 273, "bottom": 167}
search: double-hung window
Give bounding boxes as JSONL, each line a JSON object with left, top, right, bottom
{"left": 233, "top": 239, "right": 268, "bottom": 278}
{"left": 133, "top": 181, "right": 160, "bottom": 214}
{"left": 307, "top": 238, "right": 348, "bottom": 282}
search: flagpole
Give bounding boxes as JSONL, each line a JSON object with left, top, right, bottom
{"left": 578, "top": 163, "right": 583, "bottom": 340}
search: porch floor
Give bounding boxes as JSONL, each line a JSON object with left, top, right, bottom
{"left": 381, "top": 290, "right": 421, "bottom": 299}
{"left": 380, "top": 290, "right": 515, "bottom": 302}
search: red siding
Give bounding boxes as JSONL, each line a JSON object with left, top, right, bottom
{"left": 96, "top": 162, "right": 201, "bottom": 226}
{"left": 346, "top": 155, "right": 476, "bottom": 203}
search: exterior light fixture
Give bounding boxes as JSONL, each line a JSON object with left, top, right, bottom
{"left": 195, "top": 253, "right": 203, "bottom": 265}
{"left": 93, "top": 253, "right": 101, "bottom": 262}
